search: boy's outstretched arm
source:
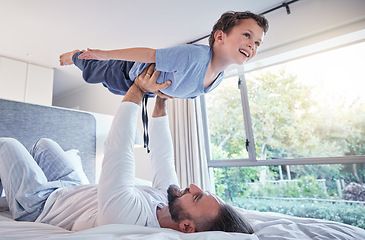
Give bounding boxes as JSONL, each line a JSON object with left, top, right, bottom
{"left": 78, "top": 47, "right": 156, "bottom": 63}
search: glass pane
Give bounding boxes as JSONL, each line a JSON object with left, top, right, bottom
{"left": 213, "top": 163, "right": 365, "bottom": 229}
{"left": 205, "top": 76, "right": 248, "bottom": 160}
{"left": 246, "top": 42, "right": 365, "bottom": 159}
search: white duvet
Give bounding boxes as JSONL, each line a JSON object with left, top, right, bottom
{"left": 1, "top": 205, "right": 364, "bottom": 240}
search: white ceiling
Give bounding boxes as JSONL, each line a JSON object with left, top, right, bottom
{"left": 0, "top": 0, "right": 285, "bottom": 98}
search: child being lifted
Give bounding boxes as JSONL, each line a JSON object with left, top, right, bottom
{"left": 59, "top": 11, "right": 269, "bottom": 99}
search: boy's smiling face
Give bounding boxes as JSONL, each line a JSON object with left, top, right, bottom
{"left": 218, "top": 18, "right": 265, "bottom": 65}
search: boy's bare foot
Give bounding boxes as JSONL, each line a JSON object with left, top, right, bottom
{"left": 59, "top": 50, "right": 80, "bottom": 66}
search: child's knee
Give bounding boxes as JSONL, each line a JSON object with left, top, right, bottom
{"left": 33, "top": 138, "right": 55, "bottom": 150}
{"left": 0, "top": 138, "right": 22, "bottom": 149}
{"left": 35, "top": 138, "right": 53, "bottom": 145}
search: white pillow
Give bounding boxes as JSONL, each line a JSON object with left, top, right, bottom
{"left": 65, "top": 149, "right": 90, "bottom": 184}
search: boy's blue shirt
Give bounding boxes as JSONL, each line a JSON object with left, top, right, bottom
{"left": 129, "top": 44, "right": 224, "bottom": 99}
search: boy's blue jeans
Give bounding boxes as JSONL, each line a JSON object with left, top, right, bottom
{"left": 72, "top": 51, "right": 135, "bottom": 95}
{"left": 0, "top": 138, "right": 88, "bottom": 221}
{"left": 72, "top": 51, "right": 155, "bottom": 97}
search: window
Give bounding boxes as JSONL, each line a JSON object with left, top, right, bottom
{"left": 246, "top": 42, "right": 365, "bottom": 160}
{"left": 203, "top": 38, "right": 365, "bottom": 229}
{"left": 214, "top": 163, "right": 365, "bottom": 229}
{"left": 205, "top": 76, "right": 248, "bottom": 160}
{"left": 205, "top": 41, "right": 365, "bottom": 162}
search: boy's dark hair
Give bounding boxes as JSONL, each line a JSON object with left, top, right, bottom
{"left": 209, "top": 11, "right": 269, "bottom": 48}
{"left": 193, "top": 203, "right": 254, "bottom": 234}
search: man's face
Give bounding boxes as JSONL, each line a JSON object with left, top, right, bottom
{"left": 167, "top": 184, "right": 221, "bottom": 223}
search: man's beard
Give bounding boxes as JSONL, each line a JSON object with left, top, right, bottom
{"left": 167, "top": 184, "right": 191, "bottom": 222}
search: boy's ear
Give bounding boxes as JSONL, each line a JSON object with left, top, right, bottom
{"left": 178, "top": 220, "right": 196, "bottom": 233}
{"left": 214, "top": 30, "right": 225, "bottom": 45}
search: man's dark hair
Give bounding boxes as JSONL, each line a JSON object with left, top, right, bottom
{"left": 209, "top": 11, "right": 269, "bottom": 48}
{"left": 193, "top": 203, "right": 254, "bottom": 234}
{"left": 167, "top": 184, "right": 253, "bottom": 234}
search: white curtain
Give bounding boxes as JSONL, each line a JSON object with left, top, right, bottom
{"left": 167, "top": 98, "right": 212, "bottom": 191}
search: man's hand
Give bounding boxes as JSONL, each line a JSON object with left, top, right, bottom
{"left": 134, "top": 64, "right": 172, "bottom": 99}
{"left": 122, "top": 64, "right": 172, "bottom": 105}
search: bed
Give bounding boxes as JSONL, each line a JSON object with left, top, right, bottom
{"left": 0, "top": 98, "right": 365, "bottom": 240}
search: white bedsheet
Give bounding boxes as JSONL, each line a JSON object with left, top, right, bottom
{"left": 0, "top": 213, "right": 256, "bottom": 240}
{"left": 0, "top": 200, "right": 364, "bottom": 240}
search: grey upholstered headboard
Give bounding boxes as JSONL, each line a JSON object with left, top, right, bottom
{"left": 0, "top": 98, "right": 96, "bottom": 183}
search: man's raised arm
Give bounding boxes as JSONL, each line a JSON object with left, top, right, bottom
{"left": 149, "top": 96, "right": 179, "bottom": 190}
{"left": 97, "top": 64, "right": 171, "bottom": 225}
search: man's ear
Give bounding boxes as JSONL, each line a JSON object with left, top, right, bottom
{"left": 178, "top": 220, "right": 196, "bottom": 233}
{"left": 214, "top": 30, "right": 225, "bottom": 45}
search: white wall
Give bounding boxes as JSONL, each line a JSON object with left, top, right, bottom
{"left": 92, "top": 112, "right": 152, "bottom": 182}
{"left": 53, "top": 83, "right": 122, "bottom": 115}
{"left": 0, "top": 56, "right": 54, "bottom": 106}
{"left": 53, "top": 83, "right": 155, "bottom": 181}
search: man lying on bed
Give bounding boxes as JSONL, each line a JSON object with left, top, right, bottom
{"left": 0, "top": 64, "right": 253, "bottom": 234}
